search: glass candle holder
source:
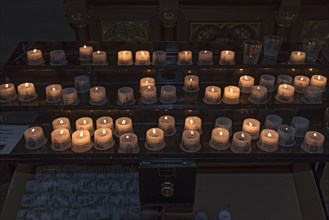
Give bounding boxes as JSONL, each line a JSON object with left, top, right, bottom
{"left": 243, "top": 40, "right": 263, "bottom": 65}
{"left": 135, "top": 50, "right": 150, "bottom": 65}
{"left": 230, "top": 131, "right": 252, "bottom": 153}
{"left": 75, "top": 75, "right": 91, "bottom": 93}
{"left": 222, "top": 86, "right": 240, "bottom": 104}
{"left": 50, "top": 50, "right": 67, "bottom": 66}
{"left": 177, "top": 50, "right": 193, "bottom": 65}
{"left": 262, "top": 35, "right": 283, "bottom": 64}
{"left": 288, "top": 51, "right": 306, "bottom": 64}
{"left": 301, "top": 131, "right": 325, "bottom": 153}
{"left": 118, "top": 133, "right": 140, "bottom": 153}
{"left": 278, "top": 124, "right": 296, "bottom": 147}
{"left": 94, "top": 128, "right": 115, "bottom": 151}
{"left": 203, "top": 86, "right": 221, "bottom": 104}
{"left": 27, "top": 49, "right": 45, "bottom": 65}
{"left": 0, "top": 83, "right": 18, "bottom": 102}
{"left": 140, "top": 85, "right": 157, "bottom": 104}
{"left": 215, "top": 117, "right": 232, "bottom": 136}
{"left": 302, "top": 86, "right": 323, "bottom": 104}
{"left": 24, "top": 126, "right": 48, "bottom": 149}
{"left": 117, "top": 87, "right": 135, "bottom": 105}
{"left": 219, "top": 50, "right": 235, "bottom": 65}
{"left": 275, "top": 84, "right": 295, "bottom": 103}
{"left": 238, "top": 75, "right": 254, "bottom": 93}
{"left": 71, "top": 130, "right": 93, "bottom": 153}
{"left": 180, "top": 130, "right": 201, "bottom": 153}
{"left": 197, "top": 50, "right": 213, "bottom": 65}
{"left": 248, "top": 85, "right": 267, "bottom": 104}
{"left": 62, "top": 87, "right": 79, "bottom": 105}
{"left": 291, "top": 116, "right": 309, "bottom": 137}
{"left": 17, "top": 82, "right": 38, "bottom": 102}
{"left": 259, "top": 74, "right": 275, "bottom": 92}
{"left": 79, "top": 45, "right": 93, "bottom": 63}
{"left": 293, "top": 75, "right": 310, "bottom": 93}
{"left": 45, "top": 84, "right": 62, "bottom": 104}
{"left": 158, "top": 115, "right": 176, "bottom": 137}
{"left": 303, "top": 38, "right": 324, "bottom": 63}
{"left": 117, "top": 50, "right": 133, "bottom": 65}
{"left": 264, "top": 114, "right": 283, "bottom": 130}
{"left": 160, "top": 85, "right": 177, "bottom": 104}
{"left": 275, "top": 74, "right": 293, "bottom": 89}
{"left": 145, "top": 128, "right": 166, "bottom": 151}
{"left": 242, "top": 118, "right": 260, "bottom": 140}
{"left": 152, "top": 50, "right": 166, "bottom": 65}
{"left": 209, "top": 127, "right": 230, "bottom": 151}
{"left": 183, "top": 75, "right": 200, "bottom": 92}
{"left": 257, "top": 129, "right": 279, "bottom": 152}
{"left": 51, "top": 128, "right": 72, "bottom": 151}
{"left": 92, "top": 50, "right": 108, "bottom": 65}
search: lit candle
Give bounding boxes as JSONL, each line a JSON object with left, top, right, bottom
{"left": 75, "top": 117, "right": 94, "bottom": 136}
{"left": 115, "top": 117, "right": 133, "bottom": 137}
{"left": 135, "top": 50, "right": 150, "bottom": 65}
{"left": 52, "top": 117, "right": 71, "bottom": 132}
{"left": 264, "top": 114, "right": 283, "bottom": 130}
{"left": 160, "top": 85, "right": 177, "bottom": 104}
{"left": 74, "top": 75, "right": 91, "bottom": 93}
{"left": 278, "top": 125, "right": 296, "bottom": 147}
{"left": 238, "top": 75, "right": 254, "bottom": 93}
{"left": 152, "top": 50, "right": 166, "bottom": 65}
{"left": 27, "top": 49, "right": 44, "bottom": 65}
{"left": 118, "top": 133, "right": 140, "bottom": 153}
{"left": 197, "top": 50, "right": 213, "bottom": 65}
{"left": 209, "top": 127, "right": 230, "bottom": 150}
{"left": 203, "top": 86, "right": 221, "bottom": 104}
{"left": 248, "top": 85, "right": 267, "bottom": 104}
{"left": 257, "top": 129, "right": 279, "bottom": 152}
{"left": 71, "top": 130, "right": 93, "bottom": 153}
{"left": 215, "top": 117, "right": 232, "bottom": 136}
{"left": 158, "top": 115, "right": 176, "bottom": 136}
{"left": 276, "top": 75, "right": 293, "bottom": 90}
{"left": 219, "top": 50, "right": 235, "bottom": 65}
{"left": 180, "top": 130, "right": 201, "bottom": 153}
{"left": 17, "top": 82, "right": 38, "bottom": 102}
{"left": 117, "top": 50, "right": 133, "bottom": 65}
{"left": 293, "top": 75, "right": 310, "bottom": 93}
{"left": 259, "top": 74, "right": 275, "bottom": 92}
{"left": 145, "top": 128, "right": 166, "bottom": 151}
{"left": 96, "top": 116, "right": 114, "bottom": 130}
{"left": 291, "top": 116, "right": 309, "bottom": 137}
{"left": 140, "top": 77, "right": 155, "bottom": 92}
{"left": 242, "top": 118, "right": 260, "bottom": 140}
{"left": 222, "top": 86, "right": 240, "bottom": 104}
{"left": 184, "top": 116, "right": 202, "bottom": 134}
{"left": 92, "top": 50, "right": 107, "bottom": 65}
{"left": 301, "top": 131, "right": 325, "bottom": 153}
{"left": 79, "top": 45, "right": 93, "bottom": 62}
{"left": 117, "top": 87, "right": 135, "bottom": 105}
{"left": 24, "top": 126, "right": 47, "bottom": 149}
{"left": 177, "top": 50, "right": 193, "bottom": 65}
{"left": 140, "top": 85, "right": 157, "bottom": 104}
{"left": 310, "top": 74, "right": 327, "bottom": 91}
{"left": 230, "top": 131, "right": 252, "bottom": 153}
{"left": 0, "top": 83, "right": 17, "bottom": 102}
{"left": 61, "top": 87, "right": 79, "bottom": 105}
{"left": 94, "top": 128, "right": 115, "bottom": 150}
{"left": 275, "top": 84, "right": 295, "bottom": 103}
{"left": 89, "top": 86, "right": 108, "bottom": 105}
{"left": 51, "top": 128, "right": 72, "bottom": 151}
{"left": 45, "top": 84, "right": 62, "bottom": 103}
{"left": 183, "top": 75, "right": 199, "bottom": 92}
{"left": 288, "top": 51, "right": 306, "bottom": 64}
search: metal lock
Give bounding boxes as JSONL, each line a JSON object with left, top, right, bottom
{"left": 161, "top": 181, "right": 174, "bottom": 198}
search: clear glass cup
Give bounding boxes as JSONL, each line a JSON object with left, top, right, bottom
{"left": 303, "top": 38, "right": 324, "bottom": 63}
{"left": 262, "top": 35, "right": 283, "bottom": 64}
{"left": 243, "top": 40, "right": 263, "bottom": 65}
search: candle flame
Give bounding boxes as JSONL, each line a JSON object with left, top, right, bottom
{"left": 190, "top": 119, "right": 194, "bottom": 125}
{"left": 147, "top": 85, "right": 151, "bottom": 90}
{"left": 97, "top": 50, "right": 100, "bottom": 54}
{"left": 300, "top": 77, "right": 304, "bottom": 81}
{"left": 244, "top": 75, "right": 248, "bottom": 80}
{"left": 241, "top": 133, "right": 245, "bottom": 138}
{"left": 164, "top": 116, "right": 168, "bottom": 120}
{"left": 141, "top": 51, "right": 145, "bottom": 56}
{"left": 33, "top": 49, "right": 37, "bottom": 53}
{"left": 284, "top": 84, "right": 288, "bottom": 89}
{"left": 204, "top": 50, "right": 207, "bottom": 54}
{"left": 83, "top": 45, "right": 87, "bottom": 48}
{"left": 184, "top": 51, "right": 188, "bottom": 55}
{"left": 5, "top": 84, "right": 9, "bottom": 88}
{"left": 257, "top": 86, "right": 260, "bottom": 90}
{"left": 126, "top": 135, "right": 129, "bottom": 140}
{"left": 31, "top": 128, "right": 35, "bottom": 133}
{"left": 230, "top": 87, "right": 234, "bottom": 93}
{"left": 52, "top": 87, "right": 56, "bottom": 91}
{"left": 103, "top": 119, "right": 107, "bottom": 124}
{"left": 309, "top": 68, "right": 313, "bottom": 71}
{"left": 191, "top": 131, "right": 194, "bottom": 136}
{"left": 189, "top": 78, "right": 193, "bottom": 82}
{"left": 60, "top": 120, "right": 63, "bottom": 124}
{"left": 83, "top": 119, "right": 87, "bottom": 125}
{"left": 297, "top": 52, "right": 301, "bottom": 56}
{"left": 268, "top": 133, "right": 272, "bottom": 138}
{"left": 317, "top": 75, "right": 321, "bottom": 80}
{"left": 239, "top": 68, "right": 243, "bottom": 72}
{"left": 145, "top": 80, "right": 148, "bottom": 84}
{"left": 60, "top": 129, "right": 64, "bottom": 135}
{"left": 152, "top": 128, "right": 156, "bottom": 135}
{"left": 79, "top": 131, "right": 83, "bottom": 138}
{"left": 95, "top": 87, "right": 98, "bottom": 91}
{"left": 122, "top": 120, "right": 126, "bottom": 125}
{"left": 313, "top": 132, "right": 317, "bottom": 137}
{"left": 249, "top": 122, "right": 253, "bottom": 127}
{"left": 225, "top": 51, "right": 229, "bottom": 55}
{"left": 211, "top": 87, "right": 215, "bottom": 92}
{"left": 102, "top": 129, "right": 106, "bottom": 135}
{"left": 219, "top": 131, "right": 223, "bottom": 136}
{"left": 25, "top": 83, "right": 29, "bottom": 88}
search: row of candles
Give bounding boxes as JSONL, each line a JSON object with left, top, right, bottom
{"left": 1, "top": 73, "right": 327, "bottom": 105}
{"left": 23, "top": 114, "right": 325, "bottom": 154}
{"left": 26, "top": 46, "right": 308, "bottom": 66}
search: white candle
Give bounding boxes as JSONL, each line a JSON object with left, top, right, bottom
{"left": 184, "top": 116, "right": 202, "bottom": 134}
{"left": 145, "top": 128, "right": 166, "bottom": 151}
{"left": 310, "top": 74, "right": 327, "bottom": 91}
{"left": 160, "top": 85, "right": 177, "bottom": 103}
{"left": 203, "top": 86, "right": 221, "bottom": 104}
{"left": 248, "top": 85, "right": 267, "bottom": 104}
{"left": 27, "top": 49, "right": 44, "bottom": 65}
{"left": 117, "top": 87, "right": 135, "bottom": 105}
{"left": 180, "top": 130, "right": 201, "bottom": 153}
{"left": 242, "top": 118, "right": 260, "bottom": 140}
{"left": 302, "top": 86, "right": 323, "bottom": 104}
{"left": 222, "top": 86, "right": 240, "bottom": 104}
{"left": 89, "top": 86, "right": 108, "bottom": 105}
{"left": 0, "top": 83, "right": 17, "bottom": 102}
{"left": 264, "top": 114, "right": 283, "bottom": 130}
{"left": 219, "top": 50, "right": 235, "bottom": 65}
{"left": 215, "top": 117, "right": 232, "bottom": 136}
{"left": 209, "top": 127, "right": 230, "bottom": 150}
{"left": 238, "top": 75, "right": 254, "bottom": 93}
{"left": 75, "top": 117, "right": 94, "bottom": 136}
{"left": 45, "top": 84, "right": 62, "bottom": 103}
{"left": 94, "top": 128, "right": 115, "bottom": 150}
{"left": 183, "top": 75, "right": 199, "bottom": 92}
{"left": 198, "top": 50, "right": 213, "bottom": 65}
{"left": 61, "top": 87, "right": 79, "bottom": 105}
{"left": 92, "top": 50, "right": 107, "bottom": 65}
{"left": 177, "top": 50, "right": 193, "bottom": 65}
{"left": 79, "top": 45, "right": 93, "bottom": 61}
{"left": 17, "top": 82, "right": 38, "bottom": 102}
{"left": 293, "top": 75, "right": 310, "bottom": 93}
{"left": 96, "top": 116, "right": 114, "bottom": 130}
{"left": 257, "top": 129, "right": 279, "bottom": 152}
{"left": 118, "top": 133, "right": 140, "bottom": 153}
{"left": 140, "top": 77, "right": 155, "bottom": 92}
{"left": 289, "top": 51, "right": 306, "bottom": 64}
{"left": 71, "top": 130, "right": 93, "bottom": 153}
{"left": 152, "top": 50, "right": 166, "bottom": 65}
{"left": 278, "top": 125, "right": 296, "bottom": 147}
{"left": 259, "top": 74, "right": 275, "bottom": 92}
{"left": 135, "top": 50, "right": 150, "bottom": 65}
{"left": 51, "top": 128, "right": 72, "bottom": 151}
{"left": 115, "top": 117, "right": 133, "bottom": 137}
{"left": 275, "top": 84, "right": 295, "bottom": 103}
{"left": 24, "top": 126, "right": 47, "bottom": 149}
{"left": 301, "top": 131, "right": 325, "bottom": 153}
{"left": 52, "top": 117, "right": 71, "bottom": 132}
{"left": 117, "top": 50, "right": 133, "bottom": 65}
{"left": 158, "top": 115, "right": 176, "bottom": 136}
{"left": 230, "top": 131, "right": 251, "bottom": 153}
{"left": 140, "top": 85, "right": 157, "bottom": 104}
